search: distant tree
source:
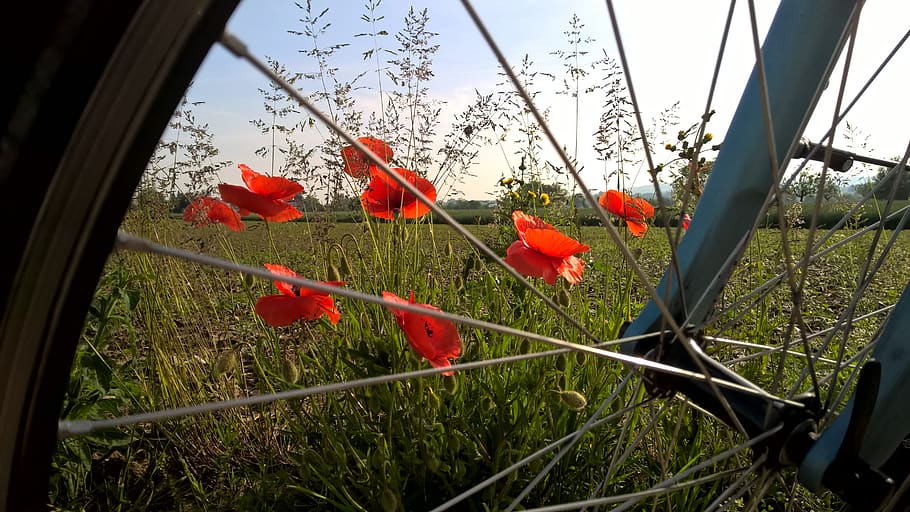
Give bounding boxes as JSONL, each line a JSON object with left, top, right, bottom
{"left": 327, "top": 194, "right": 360, "bottom": 212}
{"left": 786, "top": 171, "right": 844, "bottom": 203}
{"left": 441, "top": 198, "right": 490, "bottom": 210}
{"left": 787, "top": 172, "right": 819, "bottom": 203}
{"left": 867, "top": 163, "right": 910, "bottom": 200}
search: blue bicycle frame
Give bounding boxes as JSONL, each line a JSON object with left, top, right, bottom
{"left": 621, "top": 0, "right": 910, "bottom": 500}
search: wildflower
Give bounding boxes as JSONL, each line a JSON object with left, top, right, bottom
{"left": 681, "top": 213, "right": 692, "bottom": 230}
{"left": 665, "top": 143, "right": 675, "bottom": 151}
{"left": 540, "top": 192, "right": 551, "bottom": 206}
{"left": 527, "top": 190, "right": 537, "bottom": 198}
{"left": 509, "top": 191, "right": 520, "bottom": 200}
{"left": 500, "top": 177, "right": 515, "bottom": 186}
{"left": 254, "top": 263, "right": 344, "bottom": 327}
{"left": 382, "top": 290, "right": 462, "bottom": 376}
{"left": 361, "top": 166, "right": 436, "bottom": 220}
{"left": 182, "top": 196, "right": 244, "bottom": 231}
{"left": 703, "top": 133, "right": 714, "bottom": 142}
{"left": 598, "top": 190, "right": 655, "bottom": 237}
{"left": 341, "top": 137, "right": 394, "bottom": 179}
{"left": 219, "top": 164, "right": 303, "bottom": 222}
{"left": 505, "top": 210, "right": 590, "bottom": 285}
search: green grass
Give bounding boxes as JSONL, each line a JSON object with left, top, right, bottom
{"left": 50, "top": 212, "right": 910, "bottom": 511}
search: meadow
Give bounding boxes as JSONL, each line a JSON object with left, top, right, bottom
{"left": 48, "top": 206, "right": 910, "bottom": 511}
{"left": 47, "top": 2, "right": 910, "bottom": 509}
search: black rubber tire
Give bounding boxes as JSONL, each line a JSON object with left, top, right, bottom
{"left": 0, "top": 1, "right": 239, "bottom": 509}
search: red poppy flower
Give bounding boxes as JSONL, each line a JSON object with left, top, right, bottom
{"left": 255, "top": 263, "right": 344, "bottom": 326}
{"left": 360, "top": 166, "right": 437, "bottom": 220}
{"left": 382, "top": 290, "right": 461, "bottom": 376}
{"left": 341, "top": 137, "right": 394, "bottom": 178}
{"left": 681, "top": 213, "right": 692, "bottom": 230}
{"left": 505, "top": 210, "right": 590, "bottom": 285}
{"left": 598, "top": 190, "right": 655, "bottom": 237}
{"left": 218, "top": 164, "right": 304, "bottom": 222}
{"left": 182, "top": 196, "right": 245, "bottom": 231}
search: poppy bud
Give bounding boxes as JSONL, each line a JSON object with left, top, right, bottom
{"left": 558, "top": 390, "right": 587, "bottom": 411}
{"left": 518, "top": 338, "right": 531, "bottom": 355}
{"left": 575, "top": 351, "right": 585, "bottom": 365}
{"left": 557, "top": 375, "right": 567, "bottom": 390}
{"left": 443, "top": 374, "right": 458, "bottom": 394}
{"left": 556, "top": 289, "right": 571, "bottom": 307}
{"left": 214, "top": 350, "right": 238, "bottom": 378}
{"left": 339, "top": 253, "right": 353, "bottom": 278}
{"left": 555, "top": 353, "right": 567, "bottom": 372}
{"left": 448, "top": 430, "right": 463, "bottom": 452}
{"left": 471, "top": 255, "right": 483, "bottom": 272}
{"left": 381, "top": 488, "right": 399, "bottom": 512}
{"left": 453, "top": 275, "right": 464, "bottom": 292}
{"left": 444, "top": 240, "right": 454, "bottom": 257}
{"left": 328, "top": 264, "right": 343, "bottom": 282}
{"left": 371, "top": 448, "right": 386, "bottom": 470}
{"left": 425, "top": 451, "right": 442, "bottom": 473}
{"left": 282, "top": 357, "right": 300, "bottom": 384}
{"left": 243, "top": 273, "right": 255, "bottom": 289}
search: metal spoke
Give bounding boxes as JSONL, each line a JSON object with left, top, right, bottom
{"left": 431, "top": 374, "right": 644, "bottom": 512}
{"left": 117, "top": 231, "right": 793, "bottom": 395}
{"left": 603, "top": 0, "right": 751, "bottom": 438}
{"left": 503, "top": 374, "right": 635, "bottom": 511}
{"left": 458, "top": 0, "right": 687, "bottom": 344}
{"left": 704, "top": 455, "right": 766, "bottom": 512}
{"left": 218, "top": 30, "right": 606, "bottom": 349}
{"left": 523, "top": 468, "right": 746, "bottom": 512}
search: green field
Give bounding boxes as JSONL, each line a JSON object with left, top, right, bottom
{"left": 52, "top": 212, "right": 910, "bottom": 511}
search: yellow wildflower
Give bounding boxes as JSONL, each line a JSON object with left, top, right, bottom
{"left": 527, "top": 190, "right": 537, "bottom": 198}
{"left": 509, "top": 191, "right": 520, "bottom": 200}
{"left": 540, "top": 192, "right": 551, "bottom": 206}
{"left": 500, "top": 177, "right": 514, "bottom": 186}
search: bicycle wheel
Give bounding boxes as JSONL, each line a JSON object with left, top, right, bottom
{"left": 3, "top": 0, "right": 910, "bottom": 510}
{"left": 0, "top": 1, "right": 240, "bottom": 509}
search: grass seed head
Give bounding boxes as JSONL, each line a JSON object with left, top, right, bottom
{"left": 558, "top": 390, "right": 587, "bottom": 411}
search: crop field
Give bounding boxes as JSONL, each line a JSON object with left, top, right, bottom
{"left": 49, "top": 208, "right": 910, "bottom": 511}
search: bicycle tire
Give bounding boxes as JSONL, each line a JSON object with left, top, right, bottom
{"left": 0, "top": 1, "right": 239, "bottom": 509}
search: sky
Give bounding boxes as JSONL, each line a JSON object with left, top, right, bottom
{"left": 182, "top": 0, "right": 910, "bottom": 201}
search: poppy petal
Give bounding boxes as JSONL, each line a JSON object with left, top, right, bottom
{"left": 255, "top": 294, "right": 340, "bottom": 326}
{"left": 399, "top": 172, "right": 437, "bottom": 218}
{"left": 522, "top": 228, "right": 590, "bottom": 259}
{"left": 182, "top": 197, "right": 244, "bottom": 231}
{"left": 505, "top": 240, "right": 560, "bottom": 285}
{"left": 599, "top": 190, "right": 626, "bottom": 218}
{"left": 681, "top": 213, "right": 692, "bottom": 230}
{"left": 341, "top": 138, "right": 393, "bottom": 178}
{"left": 239, "top": 164, "right": 304, "bottom": 200}
{"left": 382, "top": 291, "right": 461, "bottom": 374}
{"left": 626, "top": 219, "right": 649, "bottom": 237}
{"left": 263, "top": 263, "right": 298, "bottom": 297}
{"left": 219, "top": 184, "right": 303, "bottom": 222}
{"left": 556, "top": 255, "right": 586, "bottom": 285}
{"left": 255, "top": 295, "right": 306, "bottom": 326}
{"left": 361, "top": 177, "right": 397, "bottom": 220}
{"left": 511, "top": 210, "right": 554, "bottom": 245}
{"left": 308, "top": 294, "right": 342, "bottom": 325}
